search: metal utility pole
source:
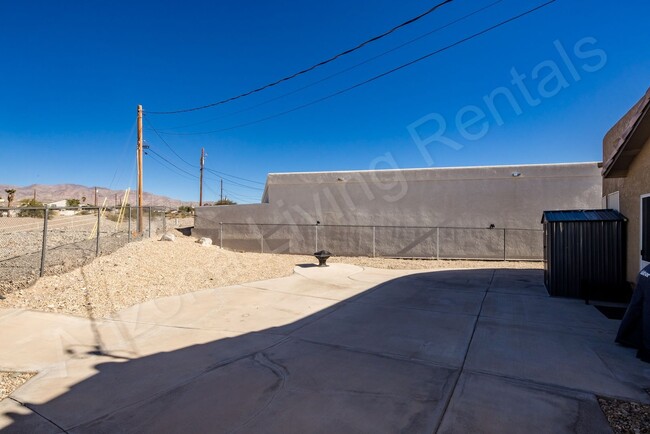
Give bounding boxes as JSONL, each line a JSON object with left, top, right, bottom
{"left": 94, "top": 187, "right": 98, "bottom": 207}
{"left": 137, "top": 104, "right": 144, "bottom": 232}
{"left": 220, "top": 179, "right": 223, "bottom": 202}
{"left": 199, "top": 147, "right": 205, "bottom": 206}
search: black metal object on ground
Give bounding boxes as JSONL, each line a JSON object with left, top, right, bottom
{"left": 616, "top": 265, "right": 650, "bottom": 362}
{"left": 313, "top": 250, "right": 332, "bottom": 267}
{"left": 541, "top": 209, "right": 629, "bottom": 301}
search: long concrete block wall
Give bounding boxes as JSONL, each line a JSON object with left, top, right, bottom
{"left": 194, "top": 163, "right": 602, "bottom": 259}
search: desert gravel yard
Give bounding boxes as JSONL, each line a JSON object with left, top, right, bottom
{"left": 0, "top": 230, "right": 542, "bottom": 319}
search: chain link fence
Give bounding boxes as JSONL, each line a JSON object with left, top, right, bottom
{"left": 0, "top": 206, "right": 169, "bottom": 297}
{"left": 196, "top": 222, "right": 544, "bottom": 261}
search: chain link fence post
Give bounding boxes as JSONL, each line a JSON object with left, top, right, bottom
{"left": 163, "top": 208, "right": 167, "bottom": 233}
{"left": 95, "top": 208, "right": 101, "bottom": 256}
{"left": 220, "top": 222, "right": 223, "bottom": 249}
{"left": 148, "top": 207, "right": 152, "bottom": 238}
{"left": 315, "top": 224, "right": 319, "bottom": 252}
{"left": 39, "top": 207, "right": 49, "bottom": 277}
{"left": 436, "top": 227, "right": 440, "bottom": 260}
{"left": 372, "top": 226, "right": 376, "bottom": 258}
{"left": 128, "top": 206, "right": 131, "bottom": 243}
{"left": 503, "top": 228, "right": 507, "bottom": 261}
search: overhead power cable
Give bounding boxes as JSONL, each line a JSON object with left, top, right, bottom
{"left": 147, "top": 152, "right": 198, "bottom": 182}
{"left": 158, "top": 0, "right": 557, "bottom": 136}
{"left": 204, "top": 167, "right": 265, "bottom": 186}
{"left": 147, "top": 148, "right": 199, "bottom": 179}
{"left": 145, "top": 117, "right": 198, "bottom": 168}
{"left": 157, "top": 0, "right": 504, "bottom": 133}
{"left": 146, "top": 0, "right": 454, "bottom": 115}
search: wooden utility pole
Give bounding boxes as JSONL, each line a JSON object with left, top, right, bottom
{"left": 137, "top": 105, "right": 144, "bottom": 232}
{"left": 199, "top": 147, "right": 205, "bottom": 206}
{"left": 220, "top": 179, "right": 223, "bottom": 202}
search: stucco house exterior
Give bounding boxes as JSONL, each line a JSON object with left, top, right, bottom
{"left": 602, "top": 86, "right": 650, "bottom": 283}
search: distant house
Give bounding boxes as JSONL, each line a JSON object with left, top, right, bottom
{"left": 602, "top": 86, "right": 650, "bottom": 283}
{"left": 46, "top": 200, "right": 68, "bottom": 208}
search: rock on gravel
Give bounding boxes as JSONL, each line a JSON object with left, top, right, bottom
{"left": 197, "top": 237, "right": 212, "bottom": 246}
{"left": 160, "top": 232, "right": 176, "bottom": 242}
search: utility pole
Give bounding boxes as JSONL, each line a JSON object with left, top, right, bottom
{"left": 220, "top": 179, "right": 223, "bottom": 202}
{"left": 94, "top": 187, "right": 98, "bottom": 207}
{"left": 199, "top": 147, "right": 205, "bottom": 206}
{"left": 137, "top": 104, "right": 144, "bottom": 232}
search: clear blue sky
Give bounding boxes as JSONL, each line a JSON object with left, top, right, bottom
{"left": 1, "top": 0, "right": 649, "bottom": 203}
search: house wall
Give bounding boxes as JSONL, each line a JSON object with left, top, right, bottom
{"left": 195, "top": 163, "right": 602, "bottom": 259}
{"left": 603, "top": 135, "right": 650, "bottom": 282}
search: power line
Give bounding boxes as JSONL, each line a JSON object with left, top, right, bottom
{"left": 155, "top": 1, "right": 557, "bottom": 136}
{"left": 156, "top": 0, "right": 504, "bottom": 133}
{"left": 204, "top": 167, "right": 265, "bottom": 186}
{"left": 147, "top": 148, "right": 199, "bottom": 179}
{"left": 146, "top": 152, "right": 198, "bottom": 182}
{"left": 146, "top": 0, "right": 454, "bottom": 115}
{"left": 221, "top": 177, "right": 265, "bottom": 191}
{"left": 145, "top": 117, "right": 197, "bottom": 168}
{"left": 146, "top": 117, "right": 270, "bottom": 186}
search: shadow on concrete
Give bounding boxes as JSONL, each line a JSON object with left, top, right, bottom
{"left": 2, "top": 267, "right": 646, "bottom": 433}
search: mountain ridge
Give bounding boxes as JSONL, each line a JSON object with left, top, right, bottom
{"left": 0, "top": 184, "right": 191, "bottom": 208}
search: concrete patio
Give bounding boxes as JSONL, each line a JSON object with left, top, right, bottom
{"left": 0, "top": 263, "right": 648, "bottom": 433}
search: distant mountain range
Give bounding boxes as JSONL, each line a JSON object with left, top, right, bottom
{"left": 0, "top": 184, "right": 191, "bottom": 208}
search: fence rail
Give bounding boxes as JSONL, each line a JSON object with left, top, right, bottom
{"left": 193, "top": 220, "right": 544, "bottom": 261}
{"left": 0, "top": 206, "right": 168, "bottom": 296}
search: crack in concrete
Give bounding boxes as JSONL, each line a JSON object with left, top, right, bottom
{"left": 227, "top": 352, "right": 289, "bottom": 434}
{"left": 8, "top": 396, "right": 68, "bottom": 433}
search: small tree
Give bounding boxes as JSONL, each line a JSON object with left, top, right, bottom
{"left": 215, "top": 198, "right": 237, "bottom": 206}
{"left": 18, "top": 199, "right": 48, "bottom": 218}
{"left": 5, "top": 189, "right": 16, "bottom": 208}
{"left": 66, "top": 198, "right": 80, "bottom": 207}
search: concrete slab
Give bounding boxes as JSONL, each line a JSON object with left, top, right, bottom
{"left": 11, "top": 331, "right": 284, "bottom": 430}
{"left": 481, "top": 292, "right": 619, "bottom": 331}
{"left": 358, "top": 277, "right": 485, "bottom": 316}
{"left": 0, "top": 310, "right": 134, "bottom": 371}
{"left": 293, "top": 302, "right": 476, "bottom": 367}
{"left": 465, "top": 316, "right": 650, "bottom": 402}
{"left": 405, "top": 269, "right": 495, "bottom": 292}
{"left": 3, "top": 265, "right": 649, "bottom": 433}
{"left": 71, "top": 339, "right": 456, "bottom": 433}
{"left": 489, "top": 273, "right": 548, "bottom": 296}
{"left": 0, "top": 398, "right": 63, "bottom": 433}
{"left": 437, "top": 372, "right": 611, "bottom": 434}
{"left": 242, "top": 273, "right": 372, "bottom": 301}
{"left": 346, "top": 267, "right": 422, "bottom": 284}
{"left": 293, "top": 263, "right": 365, "bottom": 286}
{"left": 112, "top": 284, "right": 338, "bottom": 334}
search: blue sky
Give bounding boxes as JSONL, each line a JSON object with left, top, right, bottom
{"left": 1, "top": 0, "right": 649, "bottom": 203}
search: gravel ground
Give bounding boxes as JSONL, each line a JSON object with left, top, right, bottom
{"left": 0, "top": 372, "right": 35, "bottom": 401}
{"left": 598, "top": 396, "right": 650, "bottom": 434}
{"left": 0, "top": 230, "right": 542, "bottom": 319}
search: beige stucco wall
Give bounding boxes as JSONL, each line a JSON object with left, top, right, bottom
{"left": 603, "top": 135, "right": 650, "bottom": 282}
